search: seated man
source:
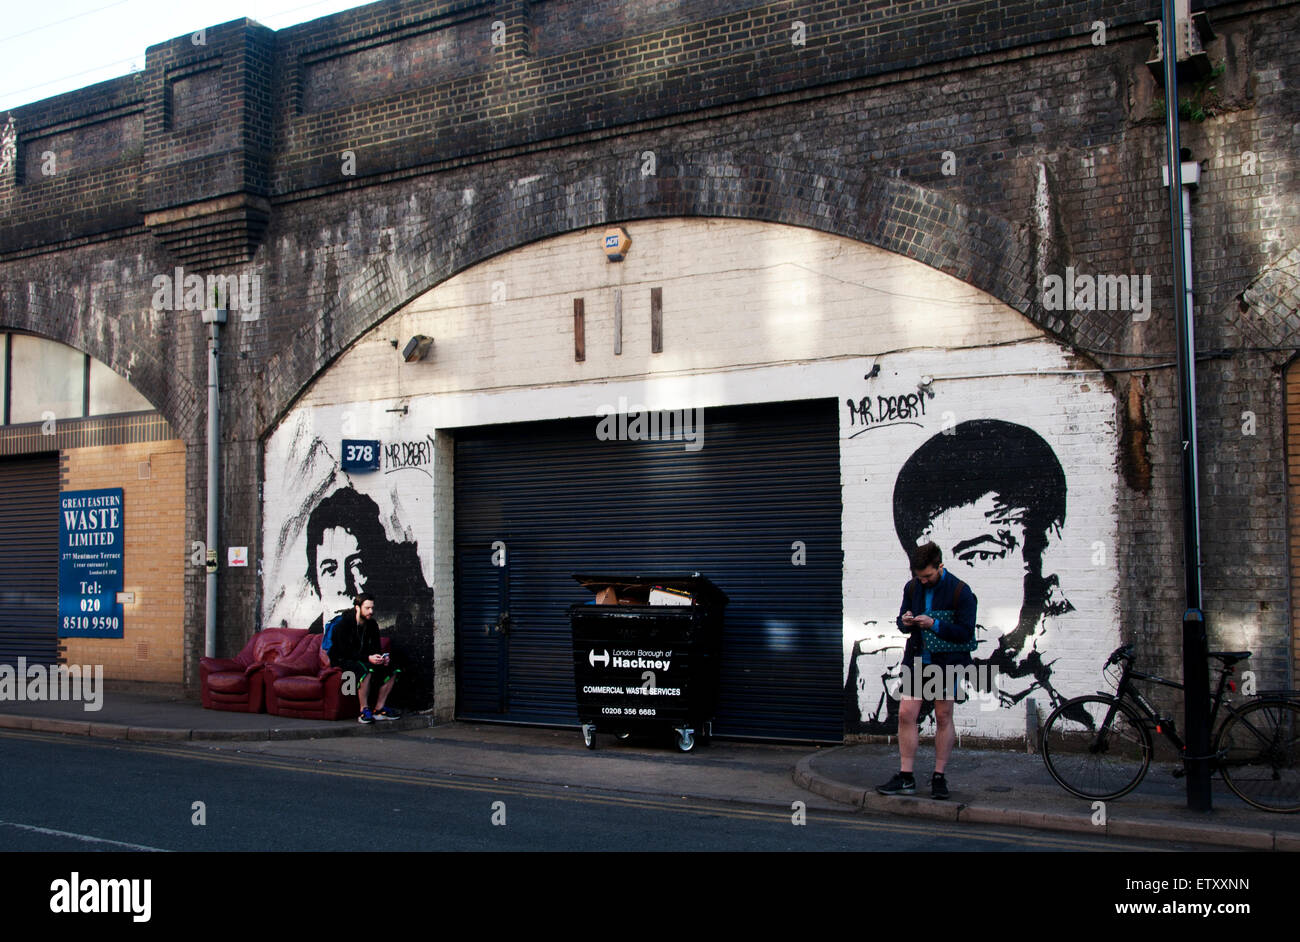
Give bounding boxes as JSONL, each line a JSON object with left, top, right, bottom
{"left": 328, "top": 593, "right": 401, "bottom": 723}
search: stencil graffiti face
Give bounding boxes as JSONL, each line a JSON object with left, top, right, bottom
{"left": 844, "top": 416, "right": 1096, "bottom": 734}
{"left": 314, "top": 526, "right": 367, "bottom": 621}
{"left": 920, "top": 492, "right": 1028, "bottom": 643}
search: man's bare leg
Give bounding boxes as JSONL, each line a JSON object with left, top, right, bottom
{"left": 898, "top": 697, "right": 922, "bottom": 773}
{"left": 374, "top": 677, "right": 396, "bottom": 713}
{"left": 933, "top": 699, "right": 955, "bottom": 774}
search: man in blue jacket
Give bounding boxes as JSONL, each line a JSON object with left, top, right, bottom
{"left": 876, "top": 541, "right": 977, "bottom": 800}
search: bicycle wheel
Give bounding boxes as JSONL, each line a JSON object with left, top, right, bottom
{"left": 1215, "top": 698, "right": 1300, "bottom": 813}
{"left": 1040, "top": 695, "right": 1153, "bottom": 800}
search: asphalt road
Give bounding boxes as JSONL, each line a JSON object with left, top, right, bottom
{"left": 0, "top": 729, "right": 1217, "bottom": 853}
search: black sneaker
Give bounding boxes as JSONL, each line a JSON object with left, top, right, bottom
{"left": 876, "top": 772, "right": 916, "bottom": 796}
{"left": 375, "top": 706, "right": 401, "bottom": 721}
{"left": 931, "top": 773, "right": 950, "bottom": 800}
{"left": 357, "top": 707, "right": 375, "bottom": 724}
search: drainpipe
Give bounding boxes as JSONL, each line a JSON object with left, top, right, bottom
{"left": 1160, "top": 0, "right": 1211, "bottom": 812}
{"left": 201, "top": 305, "right": 226, "bottom": 658}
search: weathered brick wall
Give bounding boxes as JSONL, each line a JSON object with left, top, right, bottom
{"left": 0, "top": 0, "right": 1293, "bottom": 701}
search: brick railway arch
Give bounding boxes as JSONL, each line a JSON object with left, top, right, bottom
{"left": 265, "top": 154, "right": 1083, "bottom": 433}
{"left": 267, "top": 207, "right": 1124, "bottom": 737}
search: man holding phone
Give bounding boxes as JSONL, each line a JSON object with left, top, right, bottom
{"left": 329, "top": 592, "right": 402, "bottom": 724}
{"left": 876, "top": 541, "right": 977, "bottom": 799}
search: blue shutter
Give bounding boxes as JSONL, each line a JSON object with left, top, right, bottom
{"left": 454, "top": 400, "right": 843, "bottom": 741}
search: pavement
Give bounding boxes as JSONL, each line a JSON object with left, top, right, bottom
{"left": 1, "top": 685, "right": 1297, "bottom": 851}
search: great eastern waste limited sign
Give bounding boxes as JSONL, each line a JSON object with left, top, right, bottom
{"left": 58, "top": 488, "right": 124, "bottom": 638}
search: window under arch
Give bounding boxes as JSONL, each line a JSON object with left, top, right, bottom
{"left": 2, "top": 332, "right": 151, "bottom": 425}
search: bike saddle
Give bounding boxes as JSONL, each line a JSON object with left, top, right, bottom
{"left": 1209, "top": 650, "right": 1251, "bottom": 664}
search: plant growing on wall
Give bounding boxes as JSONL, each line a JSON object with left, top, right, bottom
{"left": 1152, "top": 61, "right": 1227, "bottom": 122}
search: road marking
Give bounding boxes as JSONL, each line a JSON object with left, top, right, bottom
{"left": 0, "top": 819, "right": 169, "bottom": 851}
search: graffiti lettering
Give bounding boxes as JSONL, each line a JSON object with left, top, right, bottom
{"left": 846, "top": 393, "right": 928, "bottom": 427}
{"left": 384, "top": 435, "right": 436, "bottom": 476}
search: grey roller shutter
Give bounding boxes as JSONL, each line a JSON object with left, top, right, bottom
{"left": 0, "top": 453, "right": 60, "bottom": 666}
{"left": 454, "top": 400, "right": 843, "bottom": 742}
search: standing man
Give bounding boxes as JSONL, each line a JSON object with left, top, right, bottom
{"left": 876, "top": 541, "right": 977, "bottom": 799}
{"left": 329, "top": 593, "right": 402, "bottom": 724}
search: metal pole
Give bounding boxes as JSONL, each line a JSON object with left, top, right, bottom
{"left": 1160, "top": 0, "right": 1211, "bottom": 811}
{"left": 204, "top": 313, "right": 223, "bottom": 658}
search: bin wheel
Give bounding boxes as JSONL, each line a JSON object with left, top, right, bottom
{"left": 582, "top": 724, "right": 596, "bottom": 750}
{"left": 676, "top": 728, "right": 695, "bottom": 752}
{"left": 616, "top": 731, "right": 631, "bottom": 740}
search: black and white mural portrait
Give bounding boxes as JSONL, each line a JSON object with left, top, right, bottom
{"left": 842, "top": 358, "right": 1118, "bottom": 739}
{"left": 262, "top": 408, "right": 436, "bottom": 709}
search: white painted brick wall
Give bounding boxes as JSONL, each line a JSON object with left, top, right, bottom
{"left": 265, "top": 218, "right": 1119, "bottom": 739}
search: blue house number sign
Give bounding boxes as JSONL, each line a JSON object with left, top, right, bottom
{"left": 342, "top": 440, "right": 381, "bottom": 472}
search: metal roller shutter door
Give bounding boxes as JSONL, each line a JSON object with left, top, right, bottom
{"left": 454, "top": 399, "right": 843, "bottom": 742}
{"left": 0, "top": 453, "right": 60, "bottom": 666}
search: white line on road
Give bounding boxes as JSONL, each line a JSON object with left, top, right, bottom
{"left": 0, "top": 819, "right": 169, "bottom": 851}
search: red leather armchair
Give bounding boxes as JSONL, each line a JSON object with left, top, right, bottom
{"left": 263, "top": 634, "right": 390, "bottom": 721}
{"left": 199, "top": 628, "right": 307, "bottom": 713}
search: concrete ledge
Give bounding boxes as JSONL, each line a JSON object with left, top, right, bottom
{"left": 268, "top": 724, "right": 352, "bottom": 740}
{"left": 88, "top": 723, "right": 130, "bottom": 739}
{"left": 957, "top": 805, "right": 1097, "bottom": 835}
{"left": 30, "top": 718, "right": 91, "bottom": 735}
{"left": 795, "top": 748, "right": 1294, "bottom": 850}
{"left": 0, "top": 709, "right": 434, "bottom": 743}
{"left": 126, "top": 727, "right": 191, "bottom": 741}
{"left": 1107, "top": 816, "right": 1275, "bottom": 849}
{"left": 189, "top": 728, "right": 277, "bottom": 742}
{"left": 861, "top": 793, "right": 961, "bottom": 820}
{"left": 793, "top": 758, "right": 865, "bottom": 807}
{"left": 1274, "top": 832, "right": 1300, "bottom": 852}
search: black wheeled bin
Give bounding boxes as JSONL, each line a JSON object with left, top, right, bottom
{"left": 569, "top": 573, "right": 728, "bottom": 752}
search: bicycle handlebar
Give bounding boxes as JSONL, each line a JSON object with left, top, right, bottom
{"left": 1105, "top": 643, "right": 1135, "bottom": 666}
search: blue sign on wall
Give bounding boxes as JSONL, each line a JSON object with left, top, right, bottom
{"left": 58, "top": 488, "right": 125, "bottom": 638}
{"left": 341, "top": 439, "right": 381, "bottom": 472}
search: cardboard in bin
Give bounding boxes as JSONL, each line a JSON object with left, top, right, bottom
{"left": 573, "top": 573, "right": 729, "bottom": 608}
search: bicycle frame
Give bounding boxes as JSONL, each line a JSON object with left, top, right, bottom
{"left": 1107, "top": 652, "right": 1237, "bottom": 759}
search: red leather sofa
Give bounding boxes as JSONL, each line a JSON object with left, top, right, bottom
{"left": 199, "top": 628, "right": 307, "bottom": 713}
{"left": 263, "top": 634, "right": 392, "bottom": 720}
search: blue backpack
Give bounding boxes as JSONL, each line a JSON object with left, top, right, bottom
{"left": 321, "top": 613, "right": 344, "bottom": 653}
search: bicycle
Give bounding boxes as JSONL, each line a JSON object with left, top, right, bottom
{"left": 1038, "top": 644, "right": 1300, "bottom": 813}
